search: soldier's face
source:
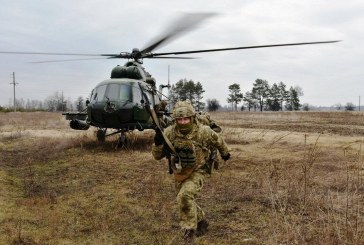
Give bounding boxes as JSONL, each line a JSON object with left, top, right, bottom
{"left": 176, "top": 117, "right": 191, "bottom": 125}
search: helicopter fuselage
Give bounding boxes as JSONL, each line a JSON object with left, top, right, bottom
{"left": 86, "top": 78, "right": 155, "bottom": 130}
{"left": 63, "top": 61, "right": 164, "bottom": 133}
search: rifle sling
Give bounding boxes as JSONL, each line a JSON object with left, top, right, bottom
{"left": 150, "top": 107, "right": 177, "bottom": 155}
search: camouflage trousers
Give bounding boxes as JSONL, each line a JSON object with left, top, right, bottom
{"left": 175, "top": 169, "right": 208, "bottom": 230}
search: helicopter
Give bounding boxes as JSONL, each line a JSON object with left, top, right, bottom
{"left": 0, "top": 13, "right": 339, "bottom": 144}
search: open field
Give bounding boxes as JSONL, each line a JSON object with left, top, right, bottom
{"left": 1, "top": 111, "right": 364, "bottom": 244}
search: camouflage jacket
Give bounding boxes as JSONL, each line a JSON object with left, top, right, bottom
{"left": 152, "top": 121, "right": 229, "bottom": 181}
{"left": 196, "top": 112, "right": 222, "bottom": 133}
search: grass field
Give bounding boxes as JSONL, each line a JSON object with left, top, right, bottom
{"left": 1, "top": 111, "right": 364, "bottom": 244}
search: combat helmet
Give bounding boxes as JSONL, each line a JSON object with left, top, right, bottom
{"left": 173, "top": 100, "right": 196, "bottom": 134}
{"left": 173, "top": 100, "right": 196, "bottom": 119}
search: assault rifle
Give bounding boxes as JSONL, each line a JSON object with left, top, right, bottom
{"left": 140, "top": 84, "right": 178, "bottom": 174}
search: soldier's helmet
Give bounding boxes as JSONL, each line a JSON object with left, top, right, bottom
{"left": 173, "top": 100, "right": 196, "bottom": 119}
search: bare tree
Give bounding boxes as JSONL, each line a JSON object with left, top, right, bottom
{"left": 76, "top": 96, "right": 85, "bottom": 112}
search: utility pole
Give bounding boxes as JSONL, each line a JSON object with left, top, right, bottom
{"left": 61, "top": 91, "right": 64, "bottom": 112}
{"left": 10, "top": 72, "right": 19, "bottom": 112}
{"left": 359, "top": 96, "right": 361, "bottom": 111}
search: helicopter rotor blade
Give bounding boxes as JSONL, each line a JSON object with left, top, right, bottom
{"left": 30, "top": 56, "right": 196, "bottom": 63}
{"left": 30, "top": 57, "right": 111, "bottom": 63}
{"left": 0, "top": 51, "right": 134, "bottom": 62}
{"left": 143, "top": 56, "right": 196, "bottom": 59}
{"left": 149, "top": 40, "right": 341, "bottom": 57}
{"left": 140, "top": 13, "right": 216, "bottom": 54}
{"left": 0, "top": 40, "right": 340, "bottom": 63}
{"left": 0, "top": 51, "right": 118, "bottom": 56}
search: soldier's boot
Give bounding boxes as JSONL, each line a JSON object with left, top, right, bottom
{"left": 196, "top": 219, "right": 209, "bottom": 237}
{"left": 183, "top": 229, "right": 195, "bottom": 245}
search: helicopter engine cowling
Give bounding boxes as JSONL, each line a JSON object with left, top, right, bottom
{"left": 70, "top": 119, "right": 90, "bottom": 130}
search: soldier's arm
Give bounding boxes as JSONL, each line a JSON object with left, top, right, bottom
{"left": 206, "top": 127, "right": 230, "bottom": 159}
{"left": 152, "top": 126, "right": 172, "bottom": 160}
{"left": 152, "top": 144, "right": 165, "bottom": 160}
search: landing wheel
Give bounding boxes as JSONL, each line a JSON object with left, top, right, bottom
{"left": 96, "top": 129, "right": 106, "bottom": 142}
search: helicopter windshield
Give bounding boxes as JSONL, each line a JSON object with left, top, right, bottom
{"left": 92, "top": 84, "right": 107, "bottom": 102}
{"left": 91, "top": 83, "right": 132, "bottom": 103}
{"left": 107, "top": 83, "right": 131, "bottom": 101}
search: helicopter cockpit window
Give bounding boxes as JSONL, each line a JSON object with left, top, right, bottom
{"left": 89, "top": 89, "right": 94, "bottom": 101}
{"left": 92, "top": 84, "right": 107, "bottom": 102}
{"left": 106, "top": 83, "right": 120, "bottom": 100}
{"left": 91, "top": 83, "right": 132, "bottom": 102}
{"left": 119, "top": 84, "right": 132, "bottom": 101}
{"left": 133, "top": 85, "right": 143, "bottom": 104}
{"left": 104, "top": 83, "right": 132, "bottom": 102}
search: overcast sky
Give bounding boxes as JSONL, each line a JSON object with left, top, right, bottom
{"left": 0, "top": 0, "right": 362, "bottom": 108}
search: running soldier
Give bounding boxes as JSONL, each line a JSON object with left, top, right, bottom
{"left": 152, "top": 101, "right": 230, "bottom": 244}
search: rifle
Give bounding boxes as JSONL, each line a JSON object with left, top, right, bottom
{"left": 150, "top": 108, "right": 181, "bottom": 174}
{"left": 139, "top": 83, "right": 180, "bottom": 174}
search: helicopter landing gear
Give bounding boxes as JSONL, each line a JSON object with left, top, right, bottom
{"left": 117, "top": 130, "right": 128, "bottom": 148}
{"left": 96, "top": 128, "right": 129, "bottom": 148}
{"left": 96, "top": 128, "right": 106, "bottom": 142}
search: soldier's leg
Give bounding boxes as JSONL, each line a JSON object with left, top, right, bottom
{"left": 176, "top": 169, "right": 207, "bottom": 230}
{"left": 210, "top": 147, "right": 219, "bottom": 170}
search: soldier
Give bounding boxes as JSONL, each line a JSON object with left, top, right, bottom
{"left": 152, "top": 101, "right": 230, "bottom": 244}
{"left": 196, "top": 111, "right": 222, "bottom": 133}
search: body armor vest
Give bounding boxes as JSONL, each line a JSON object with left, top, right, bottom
{"left": 173, "top": 139, "right": 197, "bottom": 169}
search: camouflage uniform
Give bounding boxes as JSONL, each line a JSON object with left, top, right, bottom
{"left": 196, "top": 111, "right": 221, "bottom": 133}
{"left": 196, "top": 112, "right": 222, "bottom": 173}
{"left": 152, "top": 101, "right": 230, "bottom": 235}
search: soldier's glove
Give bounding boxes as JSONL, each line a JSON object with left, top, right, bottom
{"left": 221, "top": 153, "right": 231, "bottom": 161}
{"left": 154, "top": 128, "right": 164, "bottom": 146}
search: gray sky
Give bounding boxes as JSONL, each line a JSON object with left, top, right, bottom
{"left": 0, "top": 0, "right": 362, "bottom": 108}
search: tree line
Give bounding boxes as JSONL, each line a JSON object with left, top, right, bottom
{"left": 1, "top": 78, "right": 358, "bottom": 113}
{"left": 227, "top": 79, "right": 303, "bottom": 112}
{"left": 169, "top": 78, "right": 303, "bottom": 112}
{"left": 1, "top": 92, "right": 87, "bottom": 112}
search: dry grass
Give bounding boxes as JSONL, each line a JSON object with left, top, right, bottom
{"left": 1, "top": 111, "right": 364, "bottom": 244}
{"left": 213, "top": 111, "right": 364, "bottom": 136}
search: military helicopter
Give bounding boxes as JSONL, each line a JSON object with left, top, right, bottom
{"left": 0, "top": 13, "right": 339, "bottom": 144}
